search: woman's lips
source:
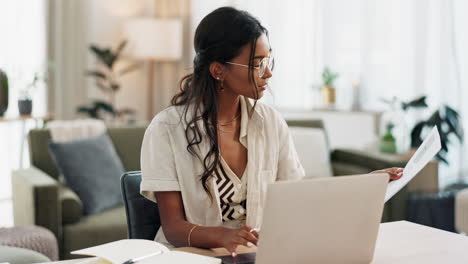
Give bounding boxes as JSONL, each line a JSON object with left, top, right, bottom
{"left": 259, "top": 84, "right": 268, "bottom": 91}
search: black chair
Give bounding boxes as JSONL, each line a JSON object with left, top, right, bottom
{"left": 120, "top": 171, "right": 161, "bottom": 240}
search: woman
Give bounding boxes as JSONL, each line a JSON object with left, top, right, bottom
{"left": 140, "top": 6, "right": 403, "bottom": 255}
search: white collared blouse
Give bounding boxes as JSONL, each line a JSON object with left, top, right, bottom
{"left": 140, "top": 96, "right": 305, "bottom": 246}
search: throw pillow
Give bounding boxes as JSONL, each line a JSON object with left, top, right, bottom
{"left": 48, "top": 133, "right": 125, "bottom": 215}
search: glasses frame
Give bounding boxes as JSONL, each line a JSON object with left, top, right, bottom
{"left": 226, "top": 56, "right": 274, "bottom": 78}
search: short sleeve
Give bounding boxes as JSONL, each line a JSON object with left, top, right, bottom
{"left": 140, "top": 122, "right": 181, "bottom": 203}
{"left": 276, "top": 116, "right": 305, "bottom": 181}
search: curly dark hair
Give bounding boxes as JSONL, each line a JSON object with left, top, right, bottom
{"left": 171, "top": 7, "right": 269, "bottom": 198}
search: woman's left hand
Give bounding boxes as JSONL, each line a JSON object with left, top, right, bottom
{"left": 370, "top": 167, "right": 404, "bottom": 181}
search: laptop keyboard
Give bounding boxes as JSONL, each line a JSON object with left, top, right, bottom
{"left": 217, "top": 252, "right": 256, "bottom": 264}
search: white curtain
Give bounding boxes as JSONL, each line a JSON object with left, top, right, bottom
{"left": 0, "top": 0, "right": 47, "bottom": 117}
{"left": 47, "top": 0, "right": 89, "bottom": 119}
{"left": 0, "top": 0, "right": 47, "bottom": 226}
{"left": 192, "top": 0, "right": 468, "bottom": 186}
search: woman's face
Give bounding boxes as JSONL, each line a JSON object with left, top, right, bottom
{"left": 222, "top": 34, "right": 273, "bottom": 99}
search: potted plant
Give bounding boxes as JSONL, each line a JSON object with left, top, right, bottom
{"left": 411, "top": 105, "right": 463, "bottom": 164}
{"left": 380, "top": 123, "right": 397, "bottom": 153}
{"left": 0, "top": 69, "right": 8, "bottom": 117}
{"left": 18, "top": 72, "right": 47, "bottom": 116}
{"left": 379, "top": 96, "right": 428, "bottom": 153}
{"left": 77, "top": 100, "right": 135, "bottom": 121}
{"left": 320, "top": 67, "right": 339, "bottom": 107}
{"left": 80, "top": 40, "right": 139, "bottom": 121}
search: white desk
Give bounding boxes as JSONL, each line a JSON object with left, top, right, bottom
{"left": 372, "top": 221, "right": 468, "bottom": 263}
{"left": 43, "top": 221, "right": 468, "bottom": 263}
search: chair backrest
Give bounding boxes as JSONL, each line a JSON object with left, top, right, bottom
{"left": 120, "top": 171, "right": 161, "bottom": 240}
{"left": 286, "top": 119, "right": 333, "bottom": 178}
{"left": 285, "top": 119, "right": 329, "bottom": 146}
{"left": 28, "top": 125, "right": 146, "bottom": 180}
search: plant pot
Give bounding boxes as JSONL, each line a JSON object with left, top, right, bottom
{"left": 379, "top": 131, "right": 397, "bottom": 153}
{"left": 380, "top": 108, "right": 411, "bottom": 154}
{"left": 18, "top": 99, "right": 32, "bottom": 116}
{"left": 0, "top": 69, "right": 8, "bottom": 117}
{"left": 320, "top": 85, "right": 336, "bottom": 106}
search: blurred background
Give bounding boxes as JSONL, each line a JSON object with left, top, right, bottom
{"left": 1, "top": 0, "right": 468, "bottom": 260}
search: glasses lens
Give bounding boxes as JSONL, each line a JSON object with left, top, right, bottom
{"left": 258, "top": 57, "right": 267, "bottom": 77}
{"left": 269, "top": 56, "right": 274, "bottom": 71}
{"left": 259, "top": 57, "right": 274, "bottom": 77}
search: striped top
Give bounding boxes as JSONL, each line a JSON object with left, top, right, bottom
{"left": 215, "top": 157, "right": 248, "bottom": 222}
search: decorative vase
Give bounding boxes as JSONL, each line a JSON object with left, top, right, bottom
{"left": 379, "top": 104, "right": 411, "bottom": 154}
{"left": 379, "top": 125, "right": 397, "bottom": 153}
{"left": 320, "top": 85, "right": 336, "bottom": 107}
{"left": 18, "top": 98, "right": 32, "bottom": 116}
{"left": 0, "top": 69, "right": 8, "bottom": 117}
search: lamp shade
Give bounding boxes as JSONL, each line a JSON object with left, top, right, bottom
{"left": 123, "top": 18, "right": 183, "bottom": 61}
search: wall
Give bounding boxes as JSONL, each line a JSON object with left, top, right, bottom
{"left": 48, "top": 0, "right": 191, "bottom": 121}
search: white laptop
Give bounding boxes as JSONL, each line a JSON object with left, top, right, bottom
{"left": 219, "top": 173, "right": 389, "bottom": 264}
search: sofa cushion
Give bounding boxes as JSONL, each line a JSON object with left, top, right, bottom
{"left": 28, "top": 126, "right": 146, "bottom": 181}
{"left": 62, "top": 206, "right": 127, "bottom": 259}
{"left": 48, "top": 133, "right": 124, "bottom": 215}
{"left": 289, "top": 127, "right": 333, "bottom": 178}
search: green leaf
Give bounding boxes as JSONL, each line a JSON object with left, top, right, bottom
{"left": 444, "top": 105, "right": 464, "bottom": 142}
{"left": 322, "top": 67, "right": 339, "bottom": 86}
{"left": 426, "top": 110, "right": 441, "bottom": 126}
{"left": 89, "top": 45, "right": 114, "bottom": 68}
{"left": 114, "top": 40, "right": 128, "bottom": 62}
{"left": 95, "top": 101, "right": 116, "bottom": 115}
{"left": 402, "top": 96, "right": 428, "bottom": 111}
{"left": 436, "top": 152, "right": 449, "bottom": 164}
{"left": 77, "top": 106, "right": 99, "bottom": 118}
{"left": 410, "top": 122, "right": 426, "bottom": 147}
{"left": 85, "top": 70, "right": 107, "bottom": 80}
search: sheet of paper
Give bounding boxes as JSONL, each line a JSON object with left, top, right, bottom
{"left": 385, "top": 126, "right": 441, "bottom": 202}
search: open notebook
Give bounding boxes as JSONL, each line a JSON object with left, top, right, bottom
{"left": 72, "top": 239, "right": 221, "bottom": 264}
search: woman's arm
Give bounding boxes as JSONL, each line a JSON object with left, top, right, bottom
{"left": 155, "top": 191, "right": 259, "bottom": 253}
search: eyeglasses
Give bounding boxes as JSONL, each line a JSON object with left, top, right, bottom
{"left": 226, "top": 56, "right": 274, "bottom": 78}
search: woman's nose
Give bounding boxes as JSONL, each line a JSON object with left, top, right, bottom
{"left": 262, "top": 66, "right": 273, "bottom": 79}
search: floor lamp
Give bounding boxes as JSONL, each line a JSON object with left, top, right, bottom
{"left": 124, "top": 18, "right": 183, "bottom": 121}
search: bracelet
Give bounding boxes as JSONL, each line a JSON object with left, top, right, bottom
{"left": 187, "top": 225, "right": 198, "bottom": 247}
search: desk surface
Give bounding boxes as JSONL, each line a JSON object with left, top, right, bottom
{"left": 42, "top": 221, "right": 468, "bottom": 264}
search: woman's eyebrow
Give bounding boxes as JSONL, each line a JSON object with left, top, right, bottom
{"left": 252, "top": 50, "right": 273, "bottom": 60}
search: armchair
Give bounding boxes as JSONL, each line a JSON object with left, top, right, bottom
{"left": 12, "top": 126, "right": 146, "bottom": 259}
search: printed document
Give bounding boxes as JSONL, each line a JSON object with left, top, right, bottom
{"left": 385, "top": 126, "right": 441, "bottom": 202}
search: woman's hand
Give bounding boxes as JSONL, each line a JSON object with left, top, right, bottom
{"left": 371, "top": 167, "right": 404, "bottom": 181}
{"left": 219, "top": 225, "right": 259, "bottom": 256}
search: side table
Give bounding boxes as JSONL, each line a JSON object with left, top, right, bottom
{"left": 0, "top": 114, "right": 52, "bottom": 168}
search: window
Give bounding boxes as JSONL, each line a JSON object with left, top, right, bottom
{"left": 0, "top": 0, "right": 47, "bottom": 226}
